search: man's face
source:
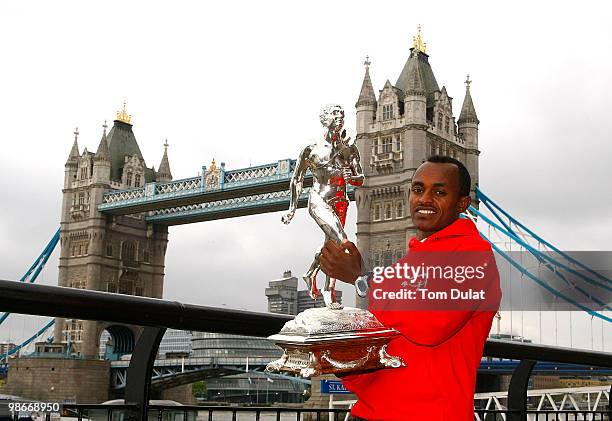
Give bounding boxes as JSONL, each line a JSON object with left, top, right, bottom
{"left": 409, "top": 162, "right": 471, "bottom": 237}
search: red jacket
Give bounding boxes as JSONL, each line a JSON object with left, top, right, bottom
{"left": 342, "top": 218, "right": 501, "bottom": 421}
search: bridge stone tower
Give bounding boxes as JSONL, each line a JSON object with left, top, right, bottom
{"left": 354, "top": 29, "right": 480, "bottom": 308}
{"left": 56, "top": 104, "right": 172, "bottom": 357}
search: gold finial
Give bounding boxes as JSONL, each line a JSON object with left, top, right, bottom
{"left": 465, "top": 74, "right": 472, "bottom": 90}
{"left": 164, "top": 139, "right": 169, "bottom": 150}
{"left": 412, "top": 24, "right": 427, "bottom": 53}
{"left": 364, "top": 55, "right": 371, "bottom": 69}
{"left": 102, "top": 120, "right": 108, "bottom": 135}
{"left": 210, "top": 158, "right": 217, "bottom": 171}
{"left": 116, "top": 101, "right": 132, "bottom": 124}
{"left": 73, "top": 127, "right": 79, "bottom": 141}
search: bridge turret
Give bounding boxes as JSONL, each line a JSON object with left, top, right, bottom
{"left": 458, "top": 74, "right": 479, "bottom": 149}
{"left": 55, "top": 105, "right": 170, "bottom": 358}
{"left": 64, "top": 127, "right": 80, "bottom": 189}
{"left": 156, "top": 140, "right": 172, "bottom": 182}
{"left": 457, "top": 75, "right": 480, "bottom": 194}
{"left": 93, "top": 121, "right": 111, "bottom": 184}
{"left": 356, "top": 56, "right": 377, "bottom": 135}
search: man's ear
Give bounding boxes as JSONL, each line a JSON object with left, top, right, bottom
{"left": 458, "top": 195, "right": 472, "bottom": 214}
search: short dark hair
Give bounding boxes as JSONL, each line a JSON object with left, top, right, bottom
{"left": 425, "top": 155, "right": 471, "bottom": 197}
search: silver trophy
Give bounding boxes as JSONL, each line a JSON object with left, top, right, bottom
{"left": 267, "top": 105, "right": 405, "bottom": 377}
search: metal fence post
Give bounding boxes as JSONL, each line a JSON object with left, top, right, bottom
{"left": 125, "top": 326, "right": 167, "bottom": 421}
{"left": 507, "top": 359, "right": 536, "bottom": 421}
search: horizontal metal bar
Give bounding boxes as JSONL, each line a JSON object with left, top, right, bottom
{"left": 0, "top": 279, "right": 290, "bottom": 337}
{"left": 484, "top": 339, "right": 612, "bottom": 367}
{"left": 0, "top": 279, "right": 610, "bottom": 367}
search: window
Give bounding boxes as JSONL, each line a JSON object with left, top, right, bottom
{"left": 78, "top": 193, "right": 85, "bottom": 205}
{"left": 122, "top": 241, "right": 136, "bottom": 263}
{"left": 372, "top": 252, "right": 381, "bottom": 268}
{"left": 395, "top": 250, "right": 404, "bottom": 261}
{"left": 135, "top": 280, "right": 144, "bottom": 296}
{"left": 396, "top": 201, "right": 404, "bottom": 218}
{"left": 80, "top": 167, "right": 88, "bottom": 180}
{"left": 437, "top": 113, "right": 442, "bottom": 129}
{"left": 382, "top": 250, "right": 393, "bottom": 267}
{"left": 394, "top": 136, "right": 401, "bottom": 151}
{"left": 106, "top": 243, "right": 113, "bottom": 257}
{"left": 135, "top": 173, "right": 142, "bottom": 187}
{"left": 107, "top": 279, "right": 116, "bottom": 293}
{"left": 382, "top": 104, "right": 394, "bottom": 120}
{"left": 372, "top": 139, "right": 378, "bottom": 155}
{"left": 126, "top": 171, "right": 133, "bottom": 187}
{"left": 373, "top": 203, "right": 381, "bottom": 221}
{"left": 384, "top": 202, "right": 393, "bottom": 220}
{"left": 445, "top": 117, "right": 450, "bottom": 134}
{"left": 119, "top": 279, "right": 133, "bottom": 295}
{"left": 382, "top": 137, "right": 392, "bottom": 153}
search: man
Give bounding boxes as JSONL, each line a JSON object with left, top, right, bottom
{"left": 320, "top": 156, "right": 501, "bottom": 421}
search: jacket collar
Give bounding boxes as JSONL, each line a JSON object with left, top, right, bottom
{"left": 408, "top": 218, "right": 478, "bottom": 249}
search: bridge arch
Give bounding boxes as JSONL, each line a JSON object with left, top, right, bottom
{"left": 99, "top": 324, "right": 137, "bottom": 359}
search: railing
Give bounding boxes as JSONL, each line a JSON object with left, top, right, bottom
{"left": 59, "top": 404, "right": 351, "bottom": 421}
{"left": 0, "top": 279, "right": 610, "bottom": 421}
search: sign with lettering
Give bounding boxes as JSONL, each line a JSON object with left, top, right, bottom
{"left": 320, "top": 379, "right": 350, "bottom": 394}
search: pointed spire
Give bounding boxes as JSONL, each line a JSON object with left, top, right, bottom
{"left": 66, "top": 127, "right": 80, "bottom": 163}
{"left": 94, "top": 121, "right": 110, "bottom": 161}
{"left": 356, "top": 56, "right": 377, "bottom": 107}
{"left": 458, "top": 75, "right": 479, "bottom": 125}
{"left": 403, "top": 50, "right": 425, "bottom": 95}
{"left": 157, "top": 139, "right": 172, "bottom": 181}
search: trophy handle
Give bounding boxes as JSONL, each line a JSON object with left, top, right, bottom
{"left": 379, "top": 344, "right": 405, "bottom": 368}
{"left": 321, "top": 346, "right": 376, "bottom": 370}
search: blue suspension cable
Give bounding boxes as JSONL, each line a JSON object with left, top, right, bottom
{"left": 482, "top": 233, "right": 611, "bottom": 323}
{"left": 0, "top": 319, "right": 55, "bottom": 361}
{"left": 0, "top": 229, "right": 60, "bottom": 326}
{"left": 470, "top": 205, "right": 612, "bottom": 310}
{"left": 476, "top": 188, "right": 612, "bottom": 284}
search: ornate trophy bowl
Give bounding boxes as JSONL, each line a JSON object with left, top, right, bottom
{"left": 266, "top": 307, "right": 405, "bottom": 378}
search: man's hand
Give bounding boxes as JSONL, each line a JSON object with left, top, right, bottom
{"left": 320, "top": 240, "right": 362, "bottom": 285}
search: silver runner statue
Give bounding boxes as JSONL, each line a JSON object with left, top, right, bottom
{"left": 282, "top": 104, "right": 364, "bottom": 309}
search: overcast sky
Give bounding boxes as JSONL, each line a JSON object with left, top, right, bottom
{"left": 0, "top": 1, "right": 610, "bottom": 351}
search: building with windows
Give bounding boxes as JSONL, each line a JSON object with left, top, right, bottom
{"left": 56, "top": 103, "right": 173, "bottom": 357}
{"left": 191, "top": 331, "right": 306, "bottom": 403}
{"left": 265, "top": 270, "right": 342, "bottom": 315}
{"left": 354, "top": 27, "right": 480, "bottom": 308}
{"left": 0, "top": 342, "right": 17, "bottom": 358}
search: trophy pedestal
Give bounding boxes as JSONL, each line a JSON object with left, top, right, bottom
{"left": 266, "top": 307, "right": 405, "bottom": 378}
